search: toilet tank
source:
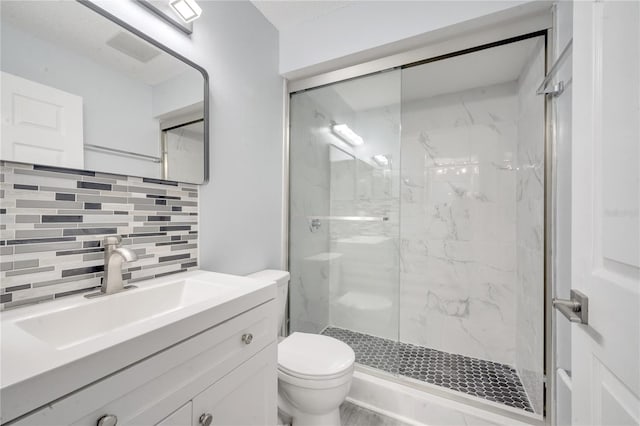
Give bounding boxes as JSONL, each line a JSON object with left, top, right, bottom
{"left": 246, "top": 269, "right": 290, "bottom": 333}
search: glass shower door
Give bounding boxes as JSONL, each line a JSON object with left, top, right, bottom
{"left": 398, "top": 36, "right": 546, "bottom": 413}
{"left": 288, "top": 70, "right": 402, "bottom": 373}
{"left": 288, "top": 35, "right": 547, "bottom": 416}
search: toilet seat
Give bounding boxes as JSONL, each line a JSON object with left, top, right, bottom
{"left": 278, "top": 332, "right": 355, "bottom": 380}
{"left": 278, "top": 365, "right": 352, "bottom": 381}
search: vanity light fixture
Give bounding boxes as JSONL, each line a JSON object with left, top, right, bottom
{"left": 331, "top": 123, "right": 364, "bottom": 146}
{"left": 372, "top": 154, "right": 389, "bottom": 167}
{"left": 169, "top": 0, "right": 202, "bottom": 23}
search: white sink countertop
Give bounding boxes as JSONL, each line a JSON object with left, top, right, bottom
{"left": 0, "top": 269, "right": 277, "bottom": 424}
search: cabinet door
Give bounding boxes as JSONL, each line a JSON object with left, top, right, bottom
{"left": 192, "top": 345, "right": 277, "bottom": 426}
{"left": 156, "top": 402, "right": 192, "bottom": 426}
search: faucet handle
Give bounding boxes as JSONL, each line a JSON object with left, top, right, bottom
{"left": 103, "top": 236, "right": 122, "bottom": 247}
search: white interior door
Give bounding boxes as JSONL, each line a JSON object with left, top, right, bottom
{"left": 570, "top": 1, "right": 640, "bottom": 425}
{"left": 1, "top": 71, "right": 84, "bottom": 168}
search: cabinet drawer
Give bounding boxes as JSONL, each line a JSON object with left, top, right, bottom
{"left": 13, "top": 300, "right": 276, "bottom": 426}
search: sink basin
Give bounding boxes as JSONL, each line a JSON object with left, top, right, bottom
{"left": 15, "top": 278, "right": 237, "bottom": 350}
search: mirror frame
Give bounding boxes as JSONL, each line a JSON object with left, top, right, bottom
{"left": 76, "top": 0, "right": 210, "bottom": 183}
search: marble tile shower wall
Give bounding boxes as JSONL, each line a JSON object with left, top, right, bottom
{"left": 0, "top": 161, "right": 198, "bottom": 310}
{"left": 515, "top": 39, "right": 545, "bottom": 415}
{"left": 399, "top": 81, "right": 519, "bottom": 366}
{"left": 288, "top": 92, "right": 332, "bottom": 334}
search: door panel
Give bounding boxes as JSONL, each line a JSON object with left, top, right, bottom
{"left": 592, "top": 359, "right": 639, "bottom": 426}
{"left": 1, "top": 72, "right": 83, "bottom": 168}
{"left": 571, "top": 1, "right": 640, "bottom": 424}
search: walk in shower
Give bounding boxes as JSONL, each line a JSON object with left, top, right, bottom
{"left": 288, "top": 34, "right": 546, "bottom": 416}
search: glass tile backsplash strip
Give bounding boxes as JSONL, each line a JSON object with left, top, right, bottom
{"left": 0, "top": 161, "right": 198, "bottom": 310}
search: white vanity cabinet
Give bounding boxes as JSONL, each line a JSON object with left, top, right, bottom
{"left": 11, "top": 300, "right": 277, "bottom": 426}
{"left": 155, "top": 403, "right": 192, "bottom": 426}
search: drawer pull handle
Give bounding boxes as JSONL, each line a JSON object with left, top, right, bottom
{"left": 97, "top": 414, "right": 118, "bottom": 426}
{"left": 241, "top": 333, "right": 253, "bottom": 344}
{"left": 199, "top": 413, "right": 213, "bottom": 426}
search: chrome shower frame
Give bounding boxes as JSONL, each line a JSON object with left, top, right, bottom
{"left": 281, "top": 8, "right": 556, "bottom": 425}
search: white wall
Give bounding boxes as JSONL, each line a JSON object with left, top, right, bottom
{"left": 90, "top": 0, "right": 284, "bottom": 273}
{"left": 152, "top": 69, "right": 203, "bottom": 119}
{"left": 278, "top": 1, "right": 530, "bottom": 76}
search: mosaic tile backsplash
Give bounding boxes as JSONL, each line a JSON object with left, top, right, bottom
{"left": 0, "top": 161, "right": 198, "bottom": 310}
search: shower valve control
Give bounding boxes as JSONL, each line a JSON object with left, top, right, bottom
{"left": 553, "top": 289, "right": 589, "bottom": 325}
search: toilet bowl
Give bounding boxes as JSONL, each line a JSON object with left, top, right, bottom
{"left": 278, "top": 332, "right": 355, "bottom": 426}
{"left": 247, "top": 270, "right": 355, "bottom": 426}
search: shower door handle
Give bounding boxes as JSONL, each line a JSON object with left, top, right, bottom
{"left": 307, "top": 216, "right": 389, "bottom": 221}
{"left": 307, "top": 216, "right": 388, "bottom": 232}
{"left": 553, "top": 289, "right": 588, "bottom": 324}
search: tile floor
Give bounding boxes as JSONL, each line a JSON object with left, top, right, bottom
{"left": 340, "top": 401, "right": 409, "bottom": 426}
{"left": 323, "top": 327, "right": 533, "bottom": 413}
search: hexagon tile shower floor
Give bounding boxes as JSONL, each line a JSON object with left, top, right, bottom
{"left": 322, "top": 327, "right": 533, "bottom": 412}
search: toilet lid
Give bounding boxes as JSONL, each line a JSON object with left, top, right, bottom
{"left": 278, "top": 332, "right": 355, "bottom": 378}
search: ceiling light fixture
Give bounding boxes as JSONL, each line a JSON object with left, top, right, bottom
{"left": 169, "top": 0, "right": 202, "bottom": 23}
{"left": 372, "top": 154, "right": 389, "bottom": 167}
{"left": 331, "top": 123, "right": 364, "bottom": 146}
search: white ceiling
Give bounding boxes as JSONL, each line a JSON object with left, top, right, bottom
{"left": 1, "top": 1, "right": 192, "bottom": 86}
{"left": 252, "top": 1, "right": 542, "bottom": 112}
{"left": 250, "top": 1, "right": 352, "bottom": 31}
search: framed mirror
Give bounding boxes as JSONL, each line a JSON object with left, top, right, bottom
{"left": 0, "top": 0, "right": 209, "bottom": 184}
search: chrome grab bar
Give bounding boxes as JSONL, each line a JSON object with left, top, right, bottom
{"left": 84, "top": 144, "right": 162, "bottom": 163}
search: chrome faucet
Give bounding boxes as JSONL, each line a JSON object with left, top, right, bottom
{"left": 85, "top": 236, "right": 138, "bottom": 298}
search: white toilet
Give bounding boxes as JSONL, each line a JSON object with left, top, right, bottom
{"left": 247, "top": 270, "right": 355, "bottom": 426}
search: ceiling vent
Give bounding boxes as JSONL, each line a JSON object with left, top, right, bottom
{"left": 106, "top": 31, "right": 161, "bottom": 63}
